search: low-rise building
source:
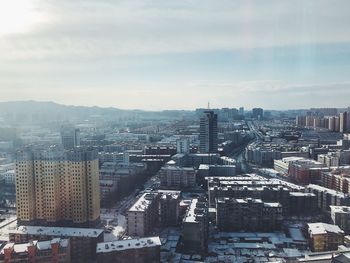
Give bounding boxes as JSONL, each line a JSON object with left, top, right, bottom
{"left": 0, "top": 238, "right": 70, "bottom": 263}
{"left": 8, "top": 226, "right": 103, "bottom": 262}
{"left": 216, "top": 197, "right": 283, "bottom": 232}
{"left": 308, "top": 223, "right": 344, "bottom": 252}
{"left": 96, "top": 236, "right": 161, "bottom": 263}
{"left": 159, "top": 166, "right": 196, "bottom": 190}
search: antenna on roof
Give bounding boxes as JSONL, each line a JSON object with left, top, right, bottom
{"left": 207, "top": 101, "right": 210, "bottom": 109}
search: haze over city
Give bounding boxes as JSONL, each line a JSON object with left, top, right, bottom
{"left": 1, "top": 0, "right": 350, "bottom": 110}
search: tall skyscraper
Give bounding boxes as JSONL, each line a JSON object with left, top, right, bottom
{"left": 199, "top": 110, "right": 218, "bottom": 153}
{"left": 239, "top": 107, "right": 244, "bottom": 116}
{"left": 60, "top": 125, "right": 80, "bottom": 150}
{"left": 252, "top": 108, "right": 264, "bottom": 120}
{"left": 15, "top": 147, "right": 100, "bottom": 227}
{"left": 340, "top": 112, "right": 348, "bottom": 133}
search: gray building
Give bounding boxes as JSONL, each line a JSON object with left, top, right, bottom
{"left": 199, "top": 110, "right": 218, "bottom": 153}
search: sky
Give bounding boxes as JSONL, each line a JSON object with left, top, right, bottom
{"left": 0, "top": 0, "right": 350, "bottom": 110}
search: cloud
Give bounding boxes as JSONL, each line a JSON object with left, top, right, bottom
{"left": 1, "top": 0, "right": 350, "bottom": 60}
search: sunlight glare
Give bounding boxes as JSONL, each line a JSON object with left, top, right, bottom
{"left": 0, "top": 0, "right": 43, "bottom": 35}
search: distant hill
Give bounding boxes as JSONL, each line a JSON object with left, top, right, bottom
{"left": 0, "top": 100, "right": 194, "bottom": 125}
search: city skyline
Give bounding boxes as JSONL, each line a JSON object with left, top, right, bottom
{"left": 1, "top": 1, "right": 350, "bottom": 110}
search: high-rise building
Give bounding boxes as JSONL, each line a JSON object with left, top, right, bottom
{"left": 15, "top": 147, "right": 100, "bottom": 227}
{"left": 340, "top": 112, "right": 348, "bottom": 133}
{"left": 199, "top": 110, "right": 218, "bottom": 153}
{"left": 252, "top": 108, "right": 264, "bottom": 120}
{"left": 239, "top": 107, "right": 244, "bottom": 116}
{"left": 176, "top": 137, "right": 190, "bottom": 154}
{"left": 60, "top": 126, "right": 81, "bottom": 150}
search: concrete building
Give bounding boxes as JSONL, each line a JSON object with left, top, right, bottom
{"left": 321, "top": 170, "right": 350, "bottom": 194}
{"left": 96, "top": 236, "right": 161, "bottom": 263}
{"left": 318, "top": 153, "right": 340, "bottom": 167}
{"left": 199, "top": 110, "right": 218, "bottom": 153}
{"left": 158, "top": 190, "right": 180, "bottom": 227}
{"left": 288, "top": 158, "right": 326, "bottom": 185}
{"left": 0, "top": 238, "right": 70, "bottom": 263}
{"left": 181, "top": 198, "right": 208, "bottom": 255}
{"left": 306, "top": 184, "right": 350, "bottom": 212}
{"left": 340, "top": 112, "right": 348, "bottom": 133}
{"left": 126, "top": 192, "right": 160, "bottom": 237}
{"left": 288, "top": 192, "right": 318, "bottom": 216}
{"left": 216, "top": 197, "right": 283, "bottom": 232}
{"left": 15, "top": 147, "right": 100, "bottom": 227}
{"left": 274, "top": 157, "right": 306, "bottom": 175}
{"left": 308, "top": 223, "right": 344, "bottom": 252}
{"left": 99, "top": 162, "right": 146, "bottom": 207}
{"left": 159, "top": 166, "right": 196, "bottom": 190}
{"left": 331, "top": 206, "right": 350, "bottom": 233}
{"left": 207, "top": 175, "right": 304, "bottom": 208}
{"left": 252, "top": 108, "right": 264, "bottom": 120}
{"left": 60, "top": 126, "right": 80, "bottom": 150}
{"left": 9, "top": 226, "right": 103, "bottom": 262}
{"left": 176, "top": 137, "right": 190, "bottom": 154}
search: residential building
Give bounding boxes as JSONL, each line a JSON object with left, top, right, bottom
{"left": 96, "top": 236, "right": 161, "bottom": 263}
{"left": 308, "top": 223, "right": 344, "bottom": 252}
{"left": 15, "top": 147, "right": 100, "bottom": 227}
{"left": 159, "top": 166, "right": 196, "bottom": 190}
{"left": 60, "top": 126, "right": 80, "bottom": 150}
{"left": 126, "top": 192, "right": 160, "bottom": 237}
{"left": 0, "top": 238, "right": 70, "bottom": 263}
{"left": 306, "top": 184, "right": 350, "bottom": 212}
{"left": 9, "top": 226, "right": 103, "bottom": 262}
{"left": 158, "top": 190, "right": 180, "bottom": 227}
{"left": 199, "top": 110, "right": 218, "bottom": 153}
{"left": 331, "top": 206, "right": 350, "bottom": 233}
{"left": 182, "top": 198, "right": 208, "bottom": 255}
{"left": 216, "top": 198, "right": 283, "bottom": 232}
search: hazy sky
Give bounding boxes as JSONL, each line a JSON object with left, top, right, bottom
{"left": 1, "top": 0, "right": 350, "bottom": 110}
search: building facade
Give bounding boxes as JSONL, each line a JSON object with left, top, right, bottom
{"left": 0, "top": 238, "right": 70, "bottom": 263}
{"left": 199, "top": 110, "right": 218, "bottom": 153}
{"left": 15, "top": 147, "right": 100, "bottom": 227}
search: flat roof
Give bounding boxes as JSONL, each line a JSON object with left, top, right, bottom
{"left": 128, "top": 192, "right": 158, "bottom": 212}
{"left": 96, "top": 236, "right": 161, "bottom": 254}
{"left": 308, "top": 222, "right": 344, "bottom": 235}
{"left": 0, "top": 238, "right": 69, "bottom": 254}
{"left": 10, "top": 226, "right": 103, "bottom": 238}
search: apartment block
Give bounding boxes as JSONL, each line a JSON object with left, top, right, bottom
{"left": 216, "top": 197, "right": 283, "bottom": 232}
{"left": 158, "top": 190, "right": 180, "bottom": 227}
{"left": 0, "top": 238, "right": 70, "bottom": 263}
{"left": 9, "top": 226, "right": 103, "bottom": 262}
{"left": 159, "top": 166, "right": 196, "bottom": 190}
{"left": 96, "top": 236, "right": 161, "bottom": 263}
{"left": 126, "top": 192, "right": 160, "bottom": 237}
{"left": 15, "top": 147, "right": 100, "bottom": 227}
{"left": 308, "top": 223, "right": 344, "bottom": 252}
{"left": 330, "top": 206, "right": 350, "bottom": 234}
{"left": 181, "top": 198, "right": 208, "bottom": 255}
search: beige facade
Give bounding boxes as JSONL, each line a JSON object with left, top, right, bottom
{"left": 15, "top": 148, "right": 100, "bottom": 226}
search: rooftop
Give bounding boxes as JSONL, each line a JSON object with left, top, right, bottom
{"left": 128, "top": 192, "right": 158, "bottom": 212}
{"left": 0, "top": 238, "right": 69, "bottom": 255}
{"left": 96, "top": 236, "right": 161, "bottom": 254}
{"left": 308, "top": 222, "right": 344, "bottom": 235}
{"left": 9, "top": 225, "right": 103, "bottom": 238}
